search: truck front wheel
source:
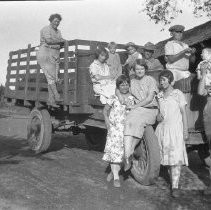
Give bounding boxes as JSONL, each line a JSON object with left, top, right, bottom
{"left": 27, "top": 108, "right": 52, "bottom": 154}
{"left": 131, "top": 126, "right": 160, "bottom": 185}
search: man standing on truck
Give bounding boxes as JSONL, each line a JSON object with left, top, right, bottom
{"left": 165, "top": 25, "right": 196, "bottom": 82}
{"left": 165, "top": 24, "right": 197, "bottom": 129}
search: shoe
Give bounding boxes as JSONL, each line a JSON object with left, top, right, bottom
{"left": 47, "top": 101, "right": 60, "bottom": 108}
{"left": 171, "top": 188, "right": 181, "bottom": 198}
{"left": 55, "top": 96, "right": 63, "bottom": 103}
{"left": 113, "top": 179, "right": 121, "bottom": 188}
{"left": 106, "top": 172, "right": 113, "bottom": 182}
{"left": 203, "top": 186, "right": 211, "bottom": 195}
{"left": 124, "top": 155, "right": 133, "bottom": 171}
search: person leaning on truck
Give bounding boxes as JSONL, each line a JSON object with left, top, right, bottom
{"left": 36, "top": 13, "right": 66, "bottom": 108}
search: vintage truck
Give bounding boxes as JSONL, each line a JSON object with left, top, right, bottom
{"left": 4, "top": 20, "right": 211, "bottom": 186}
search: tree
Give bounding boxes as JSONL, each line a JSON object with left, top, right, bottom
{"left": 141, "top": 0, "right": 211, "bottom": 26}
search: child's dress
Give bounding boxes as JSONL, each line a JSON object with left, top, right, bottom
{"left": 89, "top": 59, "right": 116, "bottom": 104}
{"left": 107, "top": 52, "right": 122, "bottom": 80}
{"left": 102, "top": 95, "right": 134, "bottom": 163}
{"left": 196, "top": 60, "right": 211, "bottom": 91}
{"left": 155, "top": 89, "right": 188, "bottom": 166}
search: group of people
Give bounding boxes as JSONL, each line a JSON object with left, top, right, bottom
{"left": 89, "top": 24, "right": 211, "bottom": 198}
{"left": 36, "top": 13, "right": 211, "bottom": 198}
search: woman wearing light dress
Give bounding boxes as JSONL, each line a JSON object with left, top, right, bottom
{"left": 155, "top": 70, "right": 188, "bottom": 198}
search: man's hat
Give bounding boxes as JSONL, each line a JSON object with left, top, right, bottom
{"left": 125, "top": 42, "right": 138, "bottom": 50}
{"left": 143, "top": 42, "right": 156, "bottom": 51}
{"left": 169, "top": 25, "right": 185, "bottom": 32}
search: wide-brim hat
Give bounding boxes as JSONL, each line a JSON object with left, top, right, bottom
{"left": 169, "top": 25, "right": 185, "bottom": 32}
{"left": 143, "top": 42, "right": 156, "bottom": 51}
{"left": 125, "top": 42, "right": 139, "bottom": 50}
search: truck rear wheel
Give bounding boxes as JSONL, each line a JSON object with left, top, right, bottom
{"left": 131, "top": 126, "right": 160, "bottom": 185}
{"left": 85, "top": 126, "right": 107, "bottom": 151}
{"left": 27, "top": 108, "right": 52, "bottom": 154}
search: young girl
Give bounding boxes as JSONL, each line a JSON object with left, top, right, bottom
{"left": 89, "top": 47, "right": 116, "bottom": 104}
{"left": 155, "top": 70, "right": 189, "bottom": 198}
{"left": 198, "top": 60, "right": 211, "bottom": 195}
{"left": 196, "top": 48, "right": 211, "bottom": 90}
{"left": 102, "top": 75, "right": 134, "bottom": 188}
{"left": 107, "top": 42, "right": 122, "bottom": 80}
{"left": 122, "top": 42, "right": 142, "bottom": 78}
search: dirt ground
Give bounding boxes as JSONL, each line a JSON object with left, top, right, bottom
{"left": 0, "top": 107, "right": 211, "bottom": 210}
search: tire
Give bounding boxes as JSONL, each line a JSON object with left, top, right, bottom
{"left": 27, "top": 108, "right": 52, "bottom": 154}
{"left": 131, "top": 126, "right": 160, "bottom": 185}
{"left": 85, "top": 126, "right": 107, "bottom": 151}
{"left": 197, "top": 143, "right": 210, "bottom": 165}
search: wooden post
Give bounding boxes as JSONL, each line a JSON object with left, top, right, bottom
{"left": 15, "top": 50, "right": 21, "bottom": 94}
{"left": 5, "top": 52, "right": 12, "bottom": 97}
{"left": 63, "top": 41, "right": 69, "bottom": 106}
{"left": 74, "top": 42, "right": 78, "bottom": 104}
{"left": 35, "top": 49, "right": 41, "bottom": 106}
{"left": 24, "top": 44, "right": 31, "bottom": 106}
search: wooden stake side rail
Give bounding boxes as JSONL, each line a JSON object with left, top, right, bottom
{"left": 4, "top": 39, "right": 131, "bottom": 113}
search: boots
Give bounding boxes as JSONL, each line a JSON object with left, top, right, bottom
{"left": 47, "top": 84, "right": 60, "bottom": 108}
{"left": 204, "top": 155, "right": 211, "bottom": 195}
{"left": 49, "top": 83, "right": 63, "bottom": 103}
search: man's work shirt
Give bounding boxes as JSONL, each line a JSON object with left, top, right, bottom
{"left": 165, "top": 40, "right": 190, "bottom": 81}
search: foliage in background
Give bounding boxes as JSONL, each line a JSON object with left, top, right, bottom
{"left": 141, "top": 0, "right": 211, "bottom": 26}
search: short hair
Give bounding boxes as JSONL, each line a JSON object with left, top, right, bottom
{"left": 202, "top": 48, "right": 211, "bottom": 61}
{"left": 133, "top": 59, "right": 148, "bottom": 71}
{"left": 94, "top": 47, "right": 109, "bottom": 60}
{"left": 49, "top": 14, "right": 62, "bottom": 22}
{"left": 116, "top": 74, "right": 130, "bottom": 89}
{"left": 159, "top": 70, "right": 174, "bottom": 83}
{"left": 107, "top": 42, "right": 117, "bottom": 49}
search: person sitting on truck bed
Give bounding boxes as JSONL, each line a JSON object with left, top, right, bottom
{"left": 36, "top": 13, "right": 66, "bottom": 108}
{"left": 107, "top": 42, "right": 122, "bottom": 80}
{"left": 142, "top": 42, "right": 164, "bottom": 71}
{"left": 89, "top": 47, "right": 116, "bottom": 104}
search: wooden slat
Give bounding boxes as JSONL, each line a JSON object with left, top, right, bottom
{"left": 63, "top": 41, "right": 70, "bottom": 105}
{"left": 10, "top": 64, "right": 39, "bottom": 70}
{"left": 15, "top": 50, "right": 21, "bottom": 92}
{"left": 59, "top": 61, "right": 76, "bottom": 69}
{"left": 60, "top": 51, "right": 75, "bottom": 58}
{"left": 35, "top": 64, "right": 41, "bottom": 103}
{"left": 74, "top": 44, "right": 78, "bottom": 104}
{"left": 11, "top": 56, "right": 37, "bottom": 63}
{"left": 24, "top": 44, "right": 31, "bottom": 104}
{"left": 11, "top": 48, "right": 28, "bottom": 55}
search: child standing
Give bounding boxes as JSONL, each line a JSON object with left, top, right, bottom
{"left": 107, "top": 42, "right": 122, "bottom": 80}
{"left": 102, "top": 75, "right": 134, "bottom": 188}
{"left": 198, "top": 50, "right": 211, "bottom": 195}
{"left": 196, "top": 48, "right": 211, "bottom": 89}
{"left": 155, "top": 70, "right": 189, "bottom": 198}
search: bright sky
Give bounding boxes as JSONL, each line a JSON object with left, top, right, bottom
{"left": 0, "top": 0, "right": 210, "bottom": 85}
